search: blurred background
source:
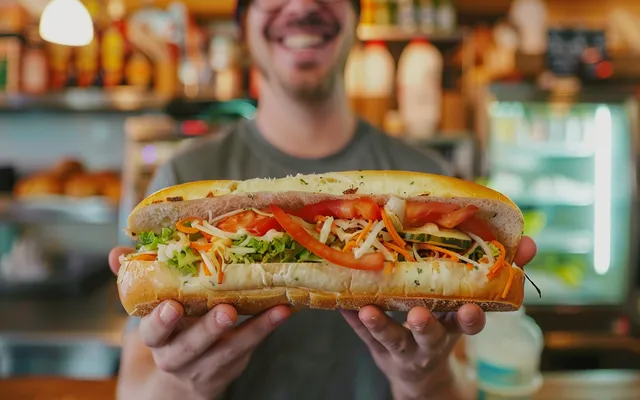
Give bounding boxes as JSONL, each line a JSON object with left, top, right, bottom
{"left": 0, "top": 0, "right": 640, "bottom": 398}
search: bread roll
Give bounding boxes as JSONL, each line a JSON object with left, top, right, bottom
{"left": 119, "top": 171, "right": 526, "bottom": 317}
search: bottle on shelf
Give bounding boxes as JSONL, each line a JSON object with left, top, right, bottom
{"left": 101, "top": 0, "right": 128, "bottom": 88}
{"left": 75, "top": 0, "right": 102, "bottom": 87}
{"left": 397, "top": 38, "right": 442, "bottom": 139}
{"left": 360, "top": 41, "right": 395, "bottom": 129}
{"left": 418, "top": 0, "right": 437, "bottom": 33}
{"left": 21, "top": 26, "right": 49, "bottom": 95}
{"left": 436, "top": 0, "right": 457, "bottom": 34}
{"left": 345, "top": 43, "right": 366, "bottom": 116}
{"left": 396, "top": 0, "right": 417, "bottom": 30}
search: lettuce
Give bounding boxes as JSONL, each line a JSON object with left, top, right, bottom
{"left": 137, "top": 228, "right": 174, "bottom": 250}
{"left": 468, "top": 242, "right": 500, "bottom": 262}
{"left": 167, "top": 247, "right": 199, "bottom": 276}
{"left": 229, "top": 234, "right": 323, "bottom": 264}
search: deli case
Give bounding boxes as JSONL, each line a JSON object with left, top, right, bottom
{"left": 481, "top": 83, "right": 640, "bottom": 370}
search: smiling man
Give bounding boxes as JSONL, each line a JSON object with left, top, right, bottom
{"left": 110, "top": 1, "right": 537, "bottom": 399}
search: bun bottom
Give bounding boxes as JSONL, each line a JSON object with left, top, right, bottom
{"left": 117, "top": 260, "right": 525, "bottom": 317}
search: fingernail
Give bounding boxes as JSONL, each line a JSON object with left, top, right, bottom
{"left": 269, "top": 309, "right": 288, "bottom": 325}
{"left": 159, "top": 303, "right": 179, "bottom": 324}
{"left": 461, "top": 308, "right": 480, "bottom": 326}
{"left": 411, "top": 321, "right": 428, "bottom": 331}
{"left": 362, "top": 316, "right": 377, "bottom": 328}
{"left": 215, "top": 310, "right": 234, "bottom": 326}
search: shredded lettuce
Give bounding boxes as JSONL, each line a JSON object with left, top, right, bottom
{"left": 167, "top": 247, "right": 200, "bottom": 276}
{"left": 137, "top": 228, "right": 175, "bottom": 250}
{"left": 229, "top": 234, "right": 323, "bottom": 264}
{"left": 468, "top": 242, "right": 500, "bottom": 262}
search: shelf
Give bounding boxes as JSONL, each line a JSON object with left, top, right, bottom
{"left": 531, "top": 230, "right": 594, "bottom": 254}
{"left": 0, "top": 197, "right": 119, "bottom": 225}
{"left": 0, "top": 88, "right": 170, "bottom": 113}
{"left": 357, "top": 25, "right": 465, "bottom": 42}
{"left": 492, "top": 142, "right": 595, "bottom": 159}
{"left": 510, "top": 196, "right": 594, "bottom": 207}
{"left": 402, "top": 132, "right": 475, "bottom": 147}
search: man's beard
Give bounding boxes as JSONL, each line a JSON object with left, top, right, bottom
{"left": 254, "top": 44, "right": 350, "bottom": 104}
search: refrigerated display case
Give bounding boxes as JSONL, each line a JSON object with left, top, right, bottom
{"left": 483, "top": 84, "right": 638, "bottom": 310}
{"left": 481, "top": 84, "right": 640, "bottom": 365}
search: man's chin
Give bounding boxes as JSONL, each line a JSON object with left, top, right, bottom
{"left": 278, "top": 73, "right": 336, "bottom": 103}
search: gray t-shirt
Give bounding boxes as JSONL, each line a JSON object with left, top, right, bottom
{"left": 131, "top": 118, "right": 450, "bottom": 400}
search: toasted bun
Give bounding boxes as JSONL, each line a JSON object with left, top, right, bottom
{"left": 118, "top": 259, "right": 525, "bottom": 317}
{"left": 120, "top": 171, "right": 525, "bottom": 316}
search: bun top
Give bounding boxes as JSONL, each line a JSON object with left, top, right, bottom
{"left": 133, "top": 171, "right": 519, "bottom": 212}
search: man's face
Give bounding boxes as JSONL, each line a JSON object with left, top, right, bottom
{"left": 245, "top": 0, "right": 357, "bottom": 102}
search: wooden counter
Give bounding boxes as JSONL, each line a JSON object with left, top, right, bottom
{"left": 0, "top": 370, "right": 639, "bottom": 399}
{"left": 0, "top": 377, "right": 117, "bottom": 400}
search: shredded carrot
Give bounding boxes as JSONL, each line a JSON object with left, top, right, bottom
{"left": 381, "top": 210, "right": 406, "bottom": 248}
{"left": 201, "top": 231, "right": 213, "bottom": 240}
{"left": 384, "top": 262, "right": 395, "bottom": 275}
{"left": 218, "top": 270, "right": 224, "bottom": 284}
{"left": 177, "top": 217, "right": 201, "bottom": 234}
{"left": 488, "top": 241, "right": 506, "bottom": 272}
{"left": 201, "top": 261, "right": 212, "bottom": 276}
{"left": 502, "top": 266, "right": 516, "bottom": 298}
{"left": 315, "top": 215, "right": 328, "bottom": 223}
{"left": 466, "top": 263, "right": 474, "bottom": 270}
{"left": 132, "top": 254, "right": 156, "bottom": 261}
{"left": 356, "top": 220, "right": 374, "bottom": 245}
{"left": 343, "top": 240, "right": 356, "bottom": 252}
{"left": 190, "top": 242, "right": 213, "bottom": 251}
{"left": 384, "top": 242, "right": 415, "bottom": 262}
{"left": 418, "top": 244, "right": 460, "bottom": 262}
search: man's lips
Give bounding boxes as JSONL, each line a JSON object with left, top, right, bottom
{"left": 267, "top": 24, "right": 340, "bottom": 50}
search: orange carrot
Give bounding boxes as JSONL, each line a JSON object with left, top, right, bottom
{"left": 384, "top": 242, "right": 415, "bottom": 262}
{"left": 132, "top": 254, "right": 156, "bottom": 261}
{"left": 381, "top": 210, "right": 406, "bottom": 248}
{"left": 177, "top": 217, "right": 201, "bottom": 234}
{"left": 356, "top": 220, "right": 374, "bottom": 245}
{"left": 418, "top": 244, "right": 460, "bottom": 262}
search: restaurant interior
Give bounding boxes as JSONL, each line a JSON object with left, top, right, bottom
{"left": 1, "top": 0, "right": 640, "bottom": 398}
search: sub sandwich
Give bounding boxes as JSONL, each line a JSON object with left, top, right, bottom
{"left": 117, "top": 171, "right": 528, "bottom": 317}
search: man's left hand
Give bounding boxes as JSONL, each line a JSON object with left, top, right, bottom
{"left": 341, "top": 236, "right": 537, "bottom": 400}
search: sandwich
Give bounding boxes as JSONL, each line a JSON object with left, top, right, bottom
{"left": 117, "top": 171, "right": 528, "bottom": 317}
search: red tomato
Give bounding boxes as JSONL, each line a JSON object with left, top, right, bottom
{"left": 247, "top": 216, "right": 283, "bottom": 236}
{"left": 457, "top": 217, "right": 496, "bottom": 241}
{"left": 270, "top": 205, "right": 385, "bottom": 271}
{"left": 217, "top": 211, "right": 283, "bottom": 235}
{"left": 435, "top": 205, "right": 480, "bottom": 229}
{"left": 289, "top": 198, "right": 382, "bottom": 223}
{"left": 405, "top": 202, "right": 460, "bottom": 227}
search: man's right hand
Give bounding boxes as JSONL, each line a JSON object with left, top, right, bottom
{"left": 109, "top": 247, "right": 291, "bottom": 399}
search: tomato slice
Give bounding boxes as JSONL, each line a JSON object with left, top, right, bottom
{"left": 288, "top": 198, "right": 382, "bottom": 223}
{"left": 270, "top": 205, "right": 385, "bottom": 271}
{"left": 405, "top": 202, "right": 460, "bottom": 227}
{"left": 457, "top": 217, "right": 496, "bottom": 241}
{"left": 435, "top": 205, "right": 480, "bottom": 229}
{"left": 247, "top": 216, "right": 283, "bottom": 236}
{"left": 217, "top": 210, "right": 283, "bottom": 236}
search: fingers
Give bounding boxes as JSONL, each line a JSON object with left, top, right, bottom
{"left": 405, "top": 307, "right": 448, "bottom": 350}
{"left": 108, "top": 246, "right": 134, "bottom": 275}
{"left": 139, "top": 301, "right": 184, "bottom": 348}
{"left": 153, "top": 304, "right": 239, "bottom": 372}
{"left": 514, "top": 236, "right": 537, "bottom": 267}
{"left": 340, "top": 310, "right": 386, "bottom": 354}
{"left": 228, "top": 306, "right": 291, "bottom": 352}
{"left": 357, "top": 306, "right": 414, "bottom": 358}
{"left": 434, "top": 304, "right": 486, "bottom": 336}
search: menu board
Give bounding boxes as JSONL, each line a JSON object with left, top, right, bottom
{"left": 546, "top": 28, "right": 611, "bottom": 80}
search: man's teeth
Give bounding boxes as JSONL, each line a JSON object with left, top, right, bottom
{"left": 282, "top": 34, "right": 324, "bottom": 50}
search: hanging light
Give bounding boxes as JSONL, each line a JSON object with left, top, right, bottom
{"left": 39, "top": 0, "right": 94, "bottom": 46}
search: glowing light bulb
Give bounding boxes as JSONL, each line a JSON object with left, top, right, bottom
{"left": 39, "top": 0, "right": 94, "bottom": 47}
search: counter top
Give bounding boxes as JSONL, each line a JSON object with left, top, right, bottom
{"left": 0, "top": 279, "right": 127, "bottom": 347}
{"left": 0, "top": 370, "right": 639, "bottom": 399}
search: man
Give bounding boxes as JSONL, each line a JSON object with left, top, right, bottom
{"left": 108, "top": 1, "right": 537, "bottom": 399}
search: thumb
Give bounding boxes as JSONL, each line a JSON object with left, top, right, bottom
{"left": 108, "top": 246, "right": 135, "bottom": 275}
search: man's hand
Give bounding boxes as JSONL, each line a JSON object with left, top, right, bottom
{"left": 341, "top": 237, "right": 538, "bottom": 400}
{"left": 109, "top": 247, "right": 291, "bottom": 399}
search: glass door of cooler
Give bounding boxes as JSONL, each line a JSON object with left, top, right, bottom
{"left": 485, "top": 98, "right": 636, "bottom": 307}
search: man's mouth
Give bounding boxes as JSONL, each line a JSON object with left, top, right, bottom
{"left": 277, "top": 33, "right": 335, "bottom": 50}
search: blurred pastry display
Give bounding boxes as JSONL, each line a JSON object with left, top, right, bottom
{"left": 12, "top": 158, "right": 122, "bottom": 206}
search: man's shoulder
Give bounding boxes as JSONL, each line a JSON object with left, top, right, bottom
{"left": 170, "top": 120, "right": 247, "bottom": 166}
{"left": 359, "top": 120, "right": 453, "bottom": 176}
